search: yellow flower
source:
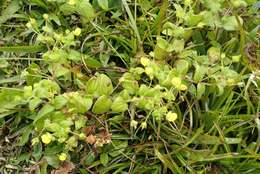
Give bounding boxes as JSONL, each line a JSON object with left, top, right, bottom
{"left": 179, "top": 84, "right": 188, "bottom": 91}
{"left": 171, "top": 77, "right": 182, "bottom": 88}
{"left": 197, "top": 22, "right": 206, "bottom": 28}
{"left": 58, "top": 153, "right": 67, "bottom": 161}
{"left": 41, "top": 133, "right": 53, "bottom": 144}
{"left": 140, "top": 57, "right": 150, "bottom": 67}
{"left": 227, "top": 79, "right": 235, "bottom": 85}
{"left": 26, "top": 22, "right": 32, "bottom": 29}
{"left": 68, "top": 0, "right": 76, "bottom": 5}
{"left": 65, "top": 29, "right": 70, "bottom": 34}
{"left": 79, "top": 133, "right": 86, "bottom": 140}
{"left": 140, "top": 122, "right": 147, "bottom": 130}
{"left": 184, "top": 0, "right": 191, "bottom": 6}
{"left": 30, "top": 18, "right": 36, "bottom": 24}
{"left": 166, "top": 112, "right": 177, "bottom": 122}
{"left": 43, "top": 14, "right": 49, "bottom": 20}
{"left": 145, "top": 67, "right": 154, "bottom": 77}
{"left": 73, "top": 27, "right": 81, "bottom": 36}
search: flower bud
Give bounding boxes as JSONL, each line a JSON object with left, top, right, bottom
{"left": 58, "top": 153, "right": 67, "bottom": 161}
{"left": 73, "top": 27, "right": 81, "bottom": 36}
{"left": 43, "top": 14, "right": 49, "bottom": 20}
{"left": 68, "top": 0, "right": 76, "bottom": 5}
{"left": 166, "top": 112, "right": 177, "bottom": 122}
{"left": 130, "top": 120, "right": 138, "bottom": 129}
{"left": 140, "top": 57, "right": 150, "bottom": 67}
{"left": 171, "top": 77, "right": 182, "bottom": 88}
{"left": 179, "top": 84, "right": 188, "bottom": 91}
{"left": 141, "top": 122, "right": 147, "bottom": 130}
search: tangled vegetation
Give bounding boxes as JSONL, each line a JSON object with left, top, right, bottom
{"left": 0, "top": 0, "right": 259, "bottom": 173}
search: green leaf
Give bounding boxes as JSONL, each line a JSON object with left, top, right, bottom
{"left": 194, "top": 65, "right": 207, "bottom": 83}
{"left": 86, "top": 74, "right": 113, "bottom": 97}
{"left": 201, "top": 0, "right": 221, "bottom": 13}
{"left": 75, "top": 117, "right": 86, "bottom": 130}
{"left": 0, "top": 45, "right": 46, "bottom": 53}
{"left": 100, "top": 153, "right": 109, "bottom": 166}
{"left": 162, "top": 23, "right": 185, "bottom": 38}
{"left": 207, "top": 47, "right": 221, "bottom": 63}
{"left": 175, "top": 59, "right": 190, "bottom": 75}
{"left": 67, "top": 93, "right": 93, "bottom": 113}
{"left": 111, "top": 97, "right": 128, "bottom": 112}
{"left": 92, "top": 95, "right": 112, "bottom": 114}
{"left": 0, "top": 75, "right": 20, "bottom": 84}
{"left": 17, "top": 125, "right": 33, "bottom": 146}
{"left": 98, "top": 0, "right": 109, "bottom": 10}
{"left": 231, "top": 0, "right": 248, "bottom": 8}
{"left": 221, "top": 16, "right": 243, "bottom": 31}
{"left": 68, "top": 49, "right": 81, "bottom": 61}
{"left": 53, "top": 95, "right": 67, "bottom": 109}
{"left": 171, "top": 39, "right": 184, "bottom": 53}
{"left": 174, "top": 4, "right": 185, "bottom": 19}
{"left": 109, "top": 141, "right": 128, "bottom": 157}
{"left": 77, "top": 0, "right": 95, "bottom": 19}
{"left": 49, "top": 14, "right": 61, "bottom": 26}
{"left": 0, "top": 0, "right": 20, "bottom": 24}
{"left": 152, "top": 107, "right": 167, "bottom": 120}
{"left": 33, "top": 104, "right": 55, "bottom": 124}
{"left": 155, "top": 149, "right": 183, "bottom": 173}
{"left": 120, "top": 73, "right": 139, "bottom": 94}
{"left": 32, "top": 143, "right": 42, "bottom": 161}
{"left": 29, "top": 0, "right": 48, "bottom": 9}
{"left": 49, "top": 64, "right": 70, "bottom": 78}
{"left": 29, "top": 97, "right": 42, "bottom": 111}
{"left": 185, "top": 12, "right": 203, "bottom": 27}
{"left": 156, "top": 37, "right": 168, "bottom": 50}
{"left": 154, "top": 37, "right": 169, "bottom": 60}
{"left": 84, "top": 56, "right": 102, "bottom": 68}
{"left": 224, "top": 137, "right": 242, "bottom": 144}
{"left": 45, "top": 155, "right": 60, "bottom": 168}
{"left": 60, "top": 3, "right": 76, "bottom": 15}
{"left": 0, "top": 89, "right": 24, "bottom": 115}
{"left": 197, "top": 83, "right": 206, "bottom": 99}
{"left": 84, "top": 151, "right": 96, "bottom": 165}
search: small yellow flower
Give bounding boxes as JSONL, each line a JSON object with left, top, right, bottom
{"left": 221, "top": 53, "right": 226, "bottom": 59}
{"left": 184, "top": 0, "right": 191, "bottom": 6}
{"left": 140, "top": 57, "right": 150, "bottom": 67}
{"left": 197, "top": 22, "right": 205, "bottom": 28}
{"left": 140, "top": 122, "right": 147, "bottom": 130}
{"left": 130, "top": 120, "right": 138, "bottom": 129}
{"left": 43, "top": 14, "right": 49, "bottom": 20}
{"left": 171, "top": 77, "right": 182, "bottom": 88}
{"left": 145, "top": 67, "right": 154, "bottom": 77}
{"left": 30, "top": 18, "right": 36, "bottom": 24}
{"left": 58, "top": 137, "right": 66, "bottom": 143}
{"left": 65, "top": 29, "right": 70, "bottom": 34}
{"left": 41, "top": 133, "right": 53, "bottom": 144}
{"left": 73, "top": 27, "right": 81, "bottom": 36}
{"left": 79, "top": 133, "right": 86, "bottom": 140}
{"left": 68, "top": 0, "right": 76, "bottom": 5}
{"left": 179, "top": 84, "right": 188, "bottom": 91}
{"left": 26, "top": 22, "right": 32, "bottom": 29}
{"left": 58, "top": 153, "right": 67, "bottom": 161}
{"left": 227, "top": 79, "right": 235, "bottom": 85}
{"left": 166, "top": 112, "right": 177, "bottom": 122}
